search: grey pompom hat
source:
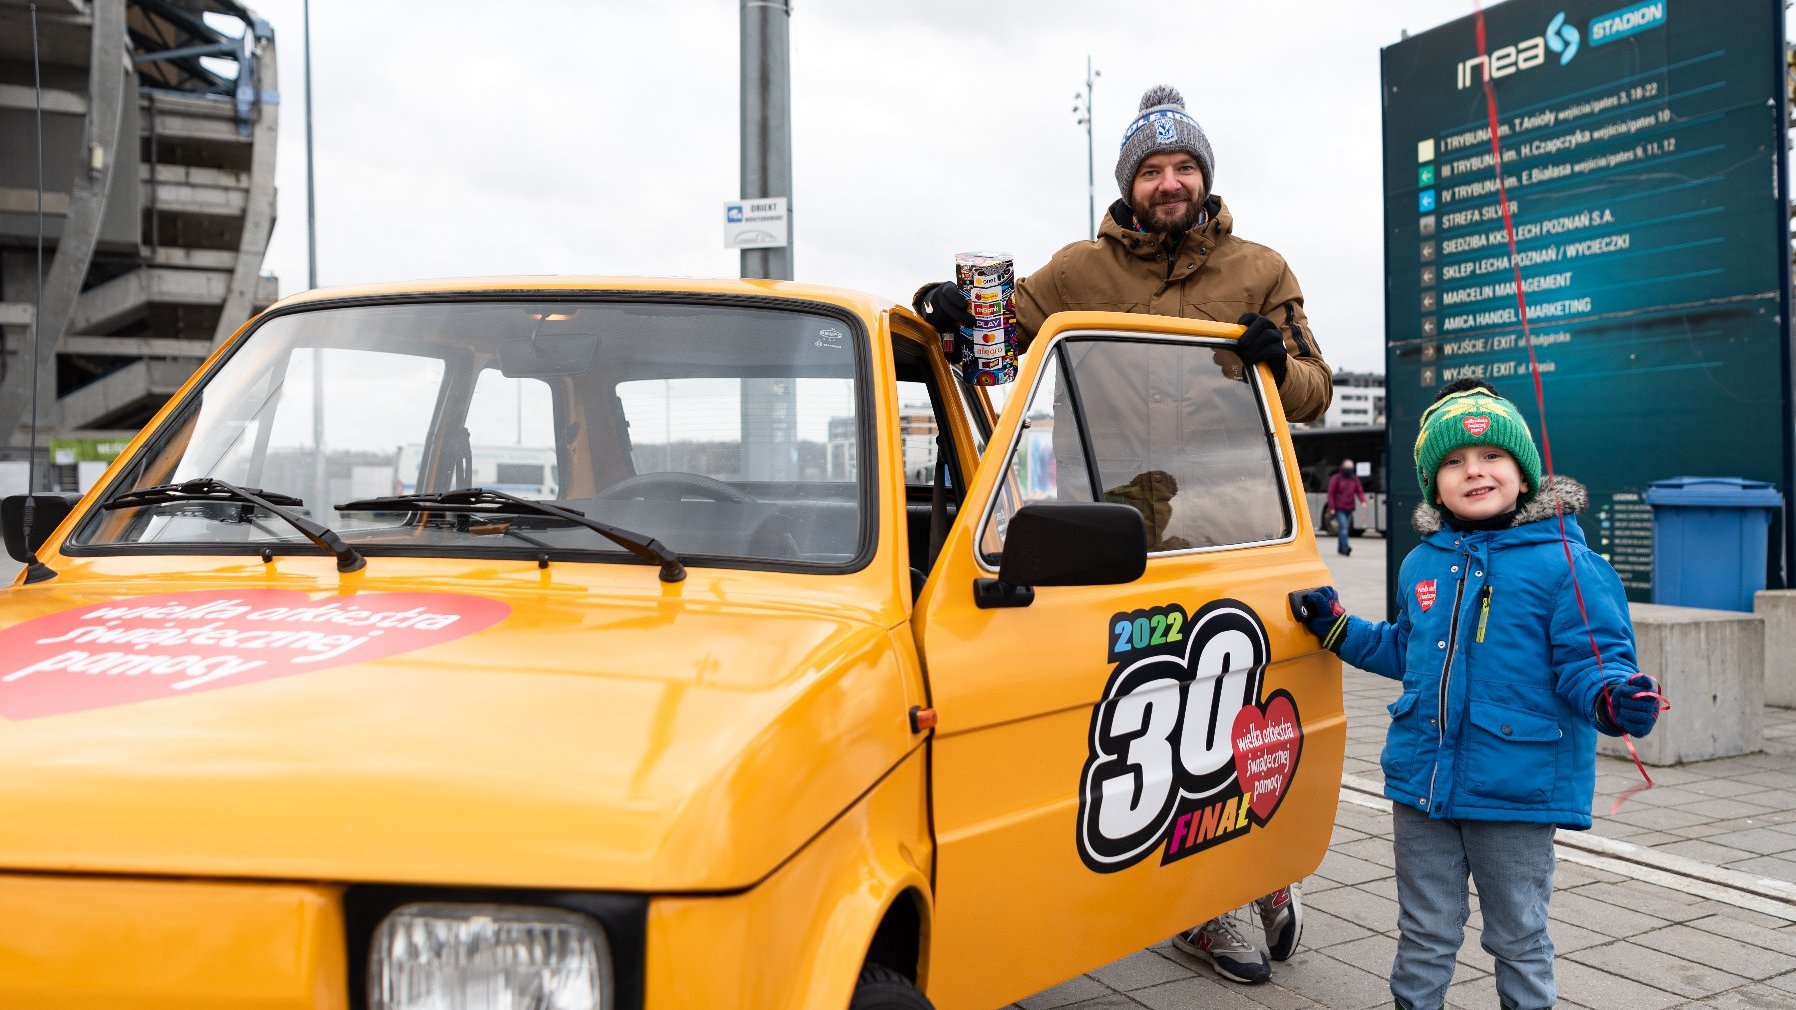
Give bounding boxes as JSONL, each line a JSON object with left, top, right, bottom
{"left": 1115, "top": 85, "right": 1214, "bottom": 200}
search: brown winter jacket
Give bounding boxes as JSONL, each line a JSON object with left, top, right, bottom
{"left": 1012, "top": 195, "right": 1332, "bottom": 422}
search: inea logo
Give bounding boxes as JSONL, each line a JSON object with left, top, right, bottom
{"left": 1544, "top": 12, "right": 1580, "bottom": 63}
{"left": 1456, "top": 12, "right": 1578, "bottom": 90}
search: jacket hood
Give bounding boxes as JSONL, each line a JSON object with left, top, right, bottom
{"left": 1412, "top": 474, "right": 1589, "bottom": 536}
{"left": 1101, "top": 194, "right": 1232, "bottom": 258}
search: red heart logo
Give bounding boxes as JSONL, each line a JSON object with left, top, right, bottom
{"left": 1231, "top": 692, "right": 1304, "bottom": 823}
{"left": 1416, "top": 580, "right": 1437, "bottom": 611}
{"left": 0, "top": 589, "right": 509, "bottom": 720}
{"left": 1462, "top": 415, "right": 1491, "bottom": 436}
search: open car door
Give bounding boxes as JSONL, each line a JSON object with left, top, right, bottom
{"left": 914, "top": 311, "right": 1344, "bottom": 1009}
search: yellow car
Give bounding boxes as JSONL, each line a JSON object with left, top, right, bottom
{"left": 0, "top": 278, "right": 1343, "bottom": 1010}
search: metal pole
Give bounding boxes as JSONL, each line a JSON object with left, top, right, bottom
{"left": 305, "top": 0, "right": 325, "bottom": 508}
{"left": 739, "top": 0, "right": 792, "bottom": 281}
{"left": 739, "top": 0, "right": 795, "bottom": 480}
{"left": 304, "top": 0, "right": 317, "bottom": 290}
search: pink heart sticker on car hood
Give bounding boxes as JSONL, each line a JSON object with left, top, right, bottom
{"left": 0, "top": 589, "right": 509, "bottom": 720}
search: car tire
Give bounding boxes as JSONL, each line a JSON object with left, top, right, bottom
{"left": 850, "top": 963, "right": 934, "bottom": 1009}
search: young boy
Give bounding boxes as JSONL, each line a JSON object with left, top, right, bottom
{"left": 1297, "top": 379, "right": 1660, "bottom": 1010}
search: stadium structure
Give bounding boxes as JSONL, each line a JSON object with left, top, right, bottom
{"left": 0, "top": 0, "right": 277, "bottom": 484}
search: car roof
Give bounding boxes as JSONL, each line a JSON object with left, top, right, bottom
{"left": 266, "top": 276, "right": 901, "bottom": 321}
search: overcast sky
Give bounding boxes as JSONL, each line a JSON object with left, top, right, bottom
{"left": 241, "top": 1, "right": 1501, "bottom": 375}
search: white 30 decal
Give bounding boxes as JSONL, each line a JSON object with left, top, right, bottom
{"left": 1078, "top": 603, "right": 1267, "bottom": 871}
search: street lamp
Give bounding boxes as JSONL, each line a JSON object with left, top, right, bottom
{"left": 304, "top": 0, "right": 317, "bottom": 290}
{"left": 1072, "top": 57, "right": 1100, "bottom": 240}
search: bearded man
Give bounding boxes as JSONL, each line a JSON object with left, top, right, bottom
{"left": 913, "top": 84, "right": 1330, "bottom": 984}
{"left": 914, "top": 84, "right": 1332, "bottom": 424}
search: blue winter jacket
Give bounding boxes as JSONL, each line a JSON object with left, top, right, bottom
{"left": 1334, "top": 476, "right": 1637, "bottom": 828}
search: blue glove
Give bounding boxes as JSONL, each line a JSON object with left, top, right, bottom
{"left": 1296, "top": 587, "right": 1349, "bottom": 653}
{"left": 1235, "top": 313, "right": 1289, "bottom": 385}
{"left": 1599, "top": 674, "right": 1662, "bottom": 737}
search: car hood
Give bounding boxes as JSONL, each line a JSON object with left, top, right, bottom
{"left": 0, "top": 567, "right": 916, "bottom": 891}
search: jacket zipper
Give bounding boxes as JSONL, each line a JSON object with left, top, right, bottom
{"left": 1475, "top": 585, "right": 1493, "bottom": 643}
{"left": 1283, "top": 303, "right": 1315, "bottom": 358}
{"left": 1425, "top": 548, "right": 1472, "bottom": 810}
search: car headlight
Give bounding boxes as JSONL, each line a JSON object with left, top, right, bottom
{"left": 369, "top": 902, "right": 613, "bottom": 1010}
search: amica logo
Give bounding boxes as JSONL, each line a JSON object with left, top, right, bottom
{"left": 1456, "top": 12, "right": 1580, "bottom": 90}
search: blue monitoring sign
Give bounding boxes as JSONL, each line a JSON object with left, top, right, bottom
{"left": 1381, "top": 0, "right": 1790, "bottom": 600}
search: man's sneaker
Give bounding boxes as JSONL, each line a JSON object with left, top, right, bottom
{"left": 1171, "top": 915, "right": 1271, "bottom": 984}
{"left": 1254, "top": 885, "right": 1304, "bottom": 962}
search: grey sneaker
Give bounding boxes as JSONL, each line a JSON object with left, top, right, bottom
{"left": 1172, "top": 915, "right": 1271, "bottom": 984}
{"left": 1254, "top": 884, "right": 1304, "bottom": 961}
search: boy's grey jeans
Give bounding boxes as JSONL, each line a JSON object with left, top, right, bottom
{"left": 1390, "top": 803, "right": 1558, "bottom": 1010}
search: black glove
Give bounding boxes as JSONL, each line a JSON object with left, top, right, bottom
{"left": 913, "top": 281, "right": 974, "bottom": 335}
{"left": 1598, "top": 673, "right": 1663, "bottom": 737}
{"left": 1236, "top": 312, "right": 1289, "bottom": 385}
{"left": 1296, "top": 586, "right": 1349, "bottom": 653}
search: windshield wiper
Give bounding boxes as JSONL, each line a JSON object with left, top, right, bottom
{"left": 104, "top": 477, "right": 365, "bottom": 573}
{"left": 338, "top": 487, "right": 685, "bottom": 582}
{"left": 108, "top": 480, "right": 305, "bottom": 510}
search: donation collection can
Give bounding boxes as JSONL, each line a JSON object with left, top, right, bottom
{"left": 953, "top": 251, "right": 1019, "bottom": 386}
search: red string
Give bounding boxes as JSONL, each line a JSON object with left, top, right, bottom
{"left": 1470, "top": 5, "right": 1666, "bottom": 812}
{"left": 1604, "top": 676, "right": 1673, "bottom": 811}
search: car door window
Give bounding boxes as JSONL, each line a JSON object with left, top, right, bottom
{"left": 228, "top": 347, "right": 445, "bottom": 509}
{"left": 896, "top": 380, "right": 942, "bottom": 489}
{"left": 978, "top": 352, "right": 1080, "bottom": 559}
{"left": 462, "top": 369, "right": 559, "bottom": 497}
{"left": 981, "top": 336, "right": 1291, "bottom": 558}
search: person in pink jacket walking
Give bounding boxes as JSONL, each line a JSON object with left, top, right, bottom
{"left": 1327, "top": 458, "right": 1367, "bottom": 555}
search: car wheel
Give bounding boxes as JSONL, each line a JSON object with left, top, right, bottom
{"left": 850, "top": 963, "right": 934, "bottom": 1009}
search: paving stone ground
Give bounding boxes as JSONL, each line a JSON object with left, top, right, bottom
{"left": 1014, "top": 535, "right": 1796, "bottom": 1010}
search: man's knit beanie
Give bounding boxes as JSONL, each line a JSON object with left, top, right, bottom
{"left": 1115, "top": 85, "right": 1215, "bottom": 200}
{"left": 1414, "top": 381, "right": 1544, "bottom": 509}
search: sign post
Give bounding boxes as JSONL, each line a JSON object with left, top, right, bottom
{"left": 1380, "top": 0, "right": 1791, "bottom": 603}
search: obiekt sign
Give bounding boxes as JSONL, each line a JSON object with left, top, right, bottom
{"left": 724, "top": 197, "right": 789, "bottom": 250}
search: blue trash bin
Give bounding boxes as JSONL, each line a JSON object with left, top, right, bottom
{"left": 1645, "top": 476, "right": 1783, "bottom": 612}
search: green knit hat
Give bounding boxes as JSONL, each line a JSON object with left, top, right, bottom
{"left": 1414, "top": 385, "right": 1543, "bottom": 509}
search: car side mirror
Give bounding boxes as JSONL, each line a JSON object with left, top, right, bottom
{"left": 3, "top": 494, "right": 74, "bottom": 563}
{"left": 974, "top": 502, "right": 1147, "bottom": 609}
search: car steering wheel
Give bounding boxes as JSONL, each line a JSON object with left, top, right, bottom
{"left": 595, "top": 472, "right": 758, "bottom": 504}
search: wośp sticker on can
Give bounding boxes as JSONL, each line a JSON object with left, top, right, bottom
{"left": 954, "top": 251, "right": 1019, "bottom": 386}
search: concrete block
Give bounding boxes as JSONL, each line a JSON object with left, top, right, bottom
{"left": 1753, "top": 589, "right": 1796, "bottom": 707}
{"left": 1598, "top": 603, "right": 1763, "bottom": 765}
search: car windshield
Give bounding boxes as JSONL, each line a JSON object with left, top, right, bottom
{"left": 69, "top": 298, "right": 869, "bottom": 570}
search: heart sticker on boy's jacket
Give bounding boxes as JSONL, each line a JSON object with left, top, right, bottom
{"left": 1416, "top": 580, "right": 1437, "bottom": 611}
{"left": 1231, "top": 691, "right": 1304, "bottom": 822}
{"left": 1462, "top": 415, "right": 1491, "bottom": 436}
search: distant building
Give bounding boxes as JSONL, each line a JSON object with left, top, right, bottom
{"left": 0, "top": 0, "right": 279, "bottom": 473}
{"left": 1316, "top": 370, "right": 1384, "bottom": 429}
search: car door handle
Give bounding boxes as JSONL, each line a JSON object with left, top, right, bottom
{"left": 1288, "top": 588, "right": 1328, "bottom": 623}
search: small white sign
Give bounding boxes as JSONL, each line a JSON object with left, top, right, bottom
{"left": 725, "top": 197, "right": 789, "bottom": 250}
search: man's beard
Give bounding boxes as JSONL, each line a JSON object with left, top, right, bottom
{"left": 1134, "top": 195, "right": 1204, "bottom": 234}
